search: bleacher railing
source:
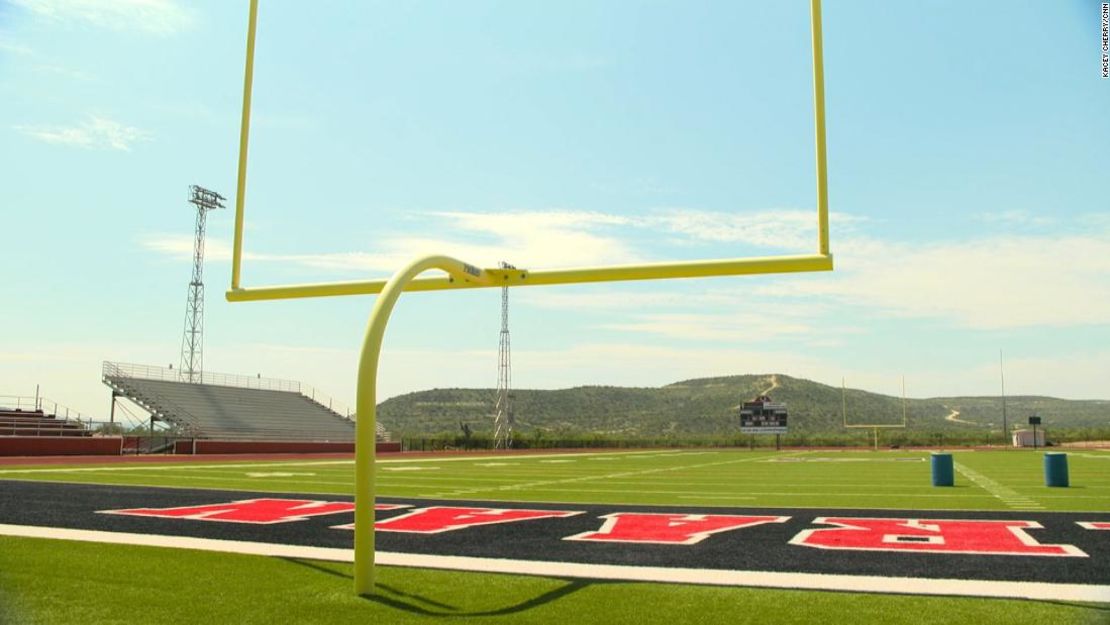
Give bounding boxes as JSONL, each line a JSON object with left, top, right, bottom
{"left": 103, "top": 361, "right": 301, "bottom": 392}
{"left": 0, "top": 394, "right": 89, "bottom": 424}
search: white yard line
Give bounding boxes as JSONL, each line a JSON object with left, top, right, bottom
{"left": 0, "top": 460, "right": 355, "bottom": 475}
{"left": 0, "top": 449, "right": 672, "bottom": 476}
{"left": 0, "top": 524, "right": 1104, "bottom": 602}
{"left": 954, "top": 463, "right": 1044, "bottom": 510}
{"left": 423, "top": 452, "right": 801, "bottom": 498}
{"left": 515, "top": 488, "right": 995, "bottom": 499}
{"left": 379, "top": 449, "right": 671, "bottom": 463}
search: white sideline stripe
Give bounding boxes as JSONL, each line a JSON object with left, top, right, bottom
{"left": 0, "top": 450, "right": 672, "bottom": 475}
{"left": 1, "top": 524, "right": 1106, "bottom": 602}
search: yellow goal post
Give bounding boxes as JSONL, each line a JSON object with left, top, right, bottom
{"left": 226, "top": 0, "right": 834, "bottom": 596}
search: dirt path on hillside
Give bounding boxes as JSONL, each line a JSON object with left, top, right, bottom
{"left": 944, "top": 406, "right": 979, "bottom": 426}
{"left": 759, "top": 375, "right": 780, "bottom": 397}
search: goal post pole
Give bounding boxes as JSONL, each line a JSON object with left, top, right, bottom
{"left": 231, "top": 0, "right": 258, "bottom": 291}
{"left": 354, "top": 255, "right": 492, "bottom": 596}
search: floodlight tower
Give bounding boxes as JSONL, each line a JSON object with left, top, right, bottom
{"left": 179, "top": 185, "right": 225, "bottom": 383}
{"left": 493, "top": 261, "right": 515, "bottom": 449}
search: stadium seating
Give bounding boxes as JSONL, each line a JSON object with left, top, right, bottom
{"left": 103, "top": 376, "right": 358, "bottom": 442}
{"left": 0, "top": 408, "right": 92, "bottom": 437}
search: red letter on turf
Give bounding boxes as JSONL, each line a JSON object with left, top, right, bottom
{"left": 564, "top": 513, "right": 788, "bottom": 545}
{"left": 100, "top": 499, "right": 404, "bottom": 525}
{"left": 365, "top": 506, "right": 581, "bottom": 534}
{"left": 791, "top": 517, "right": 1086, "bottom": 557}
{"left": 1079, "top": 522, "right": 1110, "bottom": 530}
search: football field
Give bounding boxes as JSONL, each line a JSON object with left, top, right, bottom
{"left": 2, "top": 448, "right": 1108, "bottom": 511}
{"left": 0, "top": 448, "right": 1108, "bottom": 624}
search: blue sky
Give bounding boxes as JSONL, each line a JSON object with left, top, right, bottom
{"left": 1, "top": 0, "right": 1108, "bottom": 422}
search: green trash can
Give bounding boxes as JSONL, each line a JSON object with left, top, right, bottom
{"left": 931, "top": 453, "right": 954, "bottom": 487}
{"left": 1044, "top": 452, "right": 1069, "bottom": 487}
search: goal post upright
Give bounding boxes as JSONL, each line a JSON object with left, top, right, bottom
{"left": 224, "top": 0, "right": 834, "bottom": 597}
{"left": 810, "top": 0, "right": 830, "bottom": 257}
{"left": 231, "top": 0, "right": 257, "bottom": 292}
{"left": 352, "top": 255, "right": 493, "bottom": 595}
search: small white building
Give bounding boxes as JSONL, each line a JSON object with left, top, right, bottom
{"left": 1012, "top": 429, "right": 1045, "bottom": 447}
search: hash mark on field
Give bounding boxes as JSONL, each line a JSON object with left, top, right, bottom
{"left": 955, "top": 463, "right": 1044, "bottom": 510}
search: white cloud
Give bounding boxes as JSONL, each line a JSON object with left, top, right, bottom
{"left": 33, "top": 63, "right": 95, "bottom": 81}
{"left": 520, "top": 288, "right": 853, "bottom": 345}
{"left": 520, "top": 290, "right": 697, "bottom": 311}
{"left": 141, "top": 210, "right": 643, "bottom": 275}
{"left": 985, "top": 351, "right": 1110, "bottom": 401}
{"left": 142, "top": 207, "right": 845, "bottom": 278}
{"left": 141, "top": 207, "right": 1110, "bottom": 332}
{"left": 602, "top": 312, "right": 816, "bottom": 342}
{"left": 15, "top": 115, "right": 152, "bottom": 151}
{"left": 642, "top": 209, "right": 816, "bottom": 250}
{"left": 0, "top": 39, "right": 34, "bottom": 56}
{"left": 633, "top": 209, "right": 864, "bottom": 251}
{"left": 974, "top": 210, "right": 1055, "bottom": 228}
{"left": 759, "top": 232, "right": 1110, "bottom": 329}
{"left": 10, "top": 0, "right": 193, "bottom": 35}
{"left": 429, "top": 210, "right": 639, "bottom": 267}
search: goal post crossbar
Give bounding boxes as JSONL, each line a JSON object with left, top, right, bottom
{"left": 225, "top": 0, "right": 832, "bottom": 303}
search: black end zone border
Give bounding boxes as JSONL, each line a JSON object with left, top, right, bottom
{"left": 1, "top": 480, "right": 1107, "bottom": 597}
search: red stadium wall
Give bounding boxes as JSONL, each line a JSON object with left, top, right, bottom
{"left": 0, "top": 437, "right": 123, "bottom": 456}
{"left": 172, "top": 440, "right": 401, "bottom": 454}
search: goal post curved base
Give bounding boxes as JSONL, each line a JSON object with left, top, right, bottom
{"left": 353, "top": 255, "right": 492, "bottom": 596}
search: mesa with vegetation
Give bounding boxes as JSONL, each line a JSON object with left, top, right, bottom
{"left": 378, "top": 374, "right": 1110, "bottom": 446}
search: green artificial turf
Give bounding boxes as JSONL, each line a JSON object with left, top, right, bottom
{"left": 1, "top": 536, "right": 1105, "bottom": 625}
{"left": 1, "top": 448, "right": 1107, "bottom": 624}
{"left": 2, "top": 449, "right": 1108, "bottom": 512}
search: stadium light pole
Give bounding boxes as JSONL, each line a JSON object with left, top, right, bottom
{"left": 180, "top": 185, "right": 225, "bottom": 384}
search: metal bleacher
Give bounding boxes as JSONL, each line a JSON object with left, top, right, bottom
{"left": 0, "top": 398, "right": 92, "bottom": 438}
{"left": 102, "top": 362, "right": 386, "bottom": 442}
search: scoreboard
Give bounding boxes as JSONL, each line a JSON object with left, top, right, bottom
{"left": 740, "top": 397, "right": 788, "bottom": 434}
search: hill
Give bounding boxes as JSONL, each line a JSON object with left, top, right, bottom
{"left": 377, "top": 374, "right": 1110, "bottom": 437}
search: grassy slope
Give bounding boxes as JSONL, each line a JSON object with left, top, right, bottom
{"left": 376, "top": 374, "right": 1110, "bottom": 436}
{"left": 1, "top": 537, "right": 1105, "bottom": 625}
